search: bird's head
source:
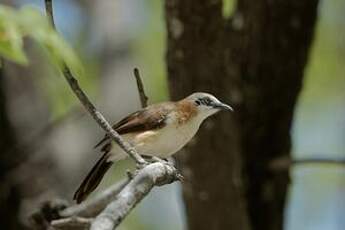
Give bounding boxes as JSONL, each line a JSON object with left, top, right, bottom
{"left": 185, "top": 92, "right": 233, "bottom": 118}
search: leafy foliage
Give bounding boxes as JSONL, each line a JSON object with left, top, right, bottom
{"left": 0, "top": 5, "right": 82, "bottom": 75}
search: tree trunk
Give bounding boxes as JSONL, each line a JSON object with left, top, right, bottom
{"left": 165, "top": 1, "right": 319, "bottom": 230}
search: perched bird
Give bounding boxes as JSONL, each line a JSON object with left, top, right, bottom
{"left": 73, "top": 92, "right": 233, "bottom": 203}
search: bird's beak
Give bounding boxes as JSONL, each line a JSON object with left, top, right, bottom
{"left": 213, "top": 102, "right": 234, "bottom": 112}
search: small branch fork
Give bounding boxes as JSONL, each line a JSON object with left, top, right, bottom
{"left": 31, "top": 1, "right": 181, "bottom": 230}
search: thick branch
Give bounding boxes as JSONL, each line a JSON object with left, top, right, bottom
{"left": 44, "top": 0, "right": 146, "bottom": 165}
{"left": 133, "top": 68, "right": 148, "bottom": 108}
{"left": 90, "top": 162, "right": 179, "bottom": 230}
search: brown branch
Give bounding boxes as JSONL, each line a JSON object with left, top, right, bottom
{"left": 293, "top": 158, "right": 345, "bottom": 165}
{"left": 44, "top": 0, "right": 55, "bottom": 28}
{"left": 133, "top": 68, "right": 148, "bottom": 108}
{"left": 90, "top": 162, "right": 180, "bottom": 230}
{"left": 269, "top": 156, "right": 345, "bottom": 172}
{"left": 44, "top": 0, "right": 146, "bottom": 165}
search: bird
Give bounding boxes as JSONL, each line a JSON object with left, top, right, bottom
{"left": 73, "top": 92, "right": 233, "bottom": 203}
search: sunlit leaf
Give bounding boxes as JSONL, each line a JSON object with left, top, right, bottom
{"left": 0, "top": 7, "right": 28, "bottom": 64}
{"left": 0, "top": 5, "right": 83, "bottom": 76}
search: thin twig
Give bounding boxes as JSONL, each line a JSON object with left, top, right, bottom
{"left": 269, "top": 156, "right": 345, "bottom": 172}
{"left": 133, "top": 68, "right": 148, "bottom": 108}
{"left": 44, "top": 0, "right": 146, "bottom": 165}
{"left": 293, "top": 158, "right": 345, "bottom": 165}
{"left": 90, "top": 162, "right": 180, "bottom": 230}
{"left": 45, "top": 0, "right": 55, "bottom": 28}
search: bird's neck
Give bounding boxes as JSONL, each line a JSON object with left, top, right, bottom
{"left": 175, "top": 100, "right": 198, "bottom": 125}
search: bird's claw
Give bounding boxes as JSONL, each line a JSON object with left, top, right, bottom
{"left": 175, "top": 172, "right": 184, "bottom": 182}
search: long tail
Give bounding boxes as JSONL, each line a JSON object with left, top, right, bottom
{"left": 73, "top": 153, "right": 113, "bottom": 204}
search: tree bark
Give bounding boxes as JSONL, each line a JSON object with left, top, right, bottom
{"left": 165, "top": 0, "right": 319, "bottom": 230}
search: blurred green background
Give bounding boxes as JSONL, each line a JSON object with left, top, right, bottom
{"left": 1, "top": 0, "right": 345, "bottom": 229}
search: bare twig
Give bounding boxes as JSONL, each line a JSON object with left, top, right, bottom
{"left": 45, "top": 0, "right": 55, "bottom": 28}
{"left": 44, "top": 0, "right": 146, "bottom": 165}
{"left": 133, "top": 68, "right": 148, "bottom": 108}
{"left": 90, "top": 162, "right": 180, "bottom": 230}
{"left": 293, "top": 158, "right": 345, "bottom": 165}
{"left": 60, "top": 179, "right": 129, "bottom": 218}
{"left": 269, "top": 156, "right": 345, "bottom": 172}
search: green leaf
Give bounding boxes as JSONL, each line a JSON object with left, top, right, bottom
{"left": 0, "top": 7, "right": 28, "bottom": 64}
{"left": 0, "top": 5, "right": 83, "bottom": 76}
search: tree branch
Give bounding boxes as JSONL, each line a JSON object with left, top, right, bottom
{"left": 90, "top": 162, "right": 179, "bottom": 230}
{"left": 44, "top": 0, "right": 55, "bottom": 28}
{"left": 59, "top": 179, "right": 129, "bottom": 218}
{"left": 44, "top": 0, "right": 146, "bottom": 165}
{"left": 31, "top": 163, "right": 180, "bottom": 229}
{"left": 39, "top": 2, "right": 182, "bottom": 230}
{"left": 133, "top": 68, "right": 149, "bottom": 108}
{"left": 269, "top": 156, "right": 345, "bottom": 172}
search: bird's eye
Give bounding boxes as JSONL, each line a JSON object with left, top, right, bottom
{"left": 195, "top": 100, "right": 201, "bottom": 106}
{"left": 204, "top": 98, "right": 211, "bottom": 105}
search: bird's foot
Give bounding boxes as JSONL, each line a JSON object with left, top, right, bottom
{"left": 149, "top": 157, "right": 183, "bottom": 181}
{"left": 175, "top": 172, "right": 184, "bottom": 182}
{"left": 137, "top": 155, "right": 183, "bottom": 181}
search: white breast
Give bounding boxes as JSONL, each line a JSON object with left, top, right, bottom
{"left": 108, "top": 114, "right": 204, "bottom": 161}
{"left": 140, "top": 120, "right": 199, "bottom": 158}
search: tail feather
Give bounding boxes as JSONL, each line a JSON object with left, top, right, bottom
{"left": 73, "top": 153, "right": 113, "bottom": 204}
{"left": 93, "top": 136, "right": 108, "bottom": 149}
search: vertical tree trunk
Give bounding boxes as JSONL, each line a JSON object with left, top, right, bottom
{"left": 165, "top": 1, "right": 319, "bottom": 230}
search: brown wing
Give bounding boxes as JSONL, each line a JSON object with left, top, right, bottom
{"left": 94, "top": 103, "right": 174, "bottom": 149}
